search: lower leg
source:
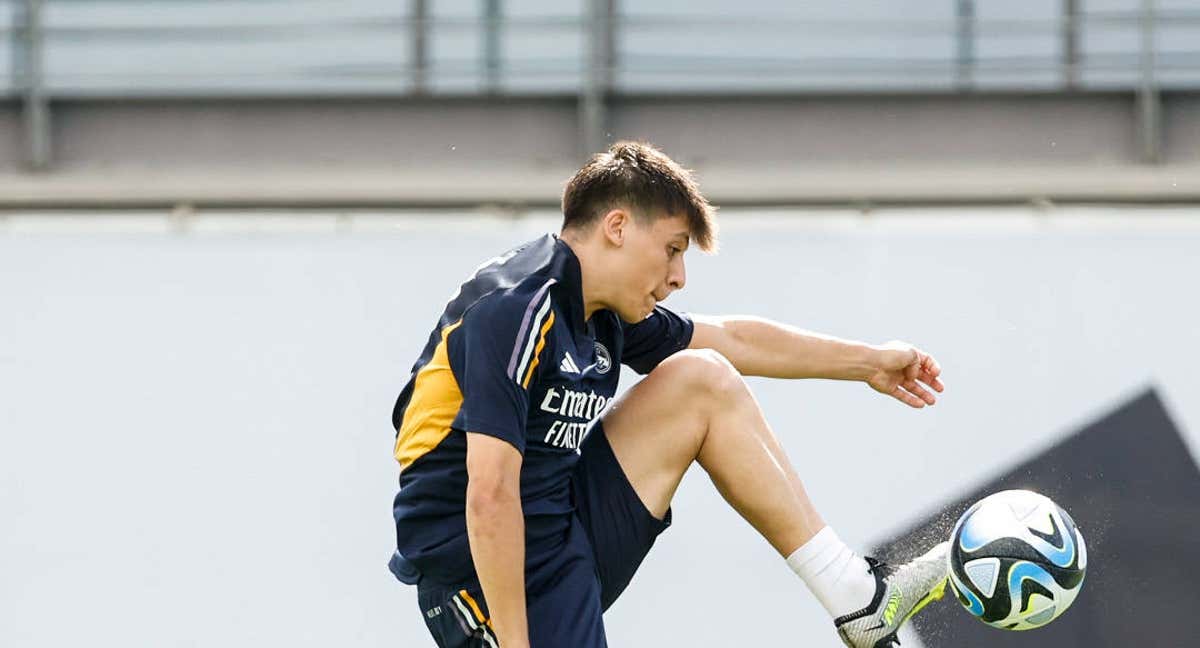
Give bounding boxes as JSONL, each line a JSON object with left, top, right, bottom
{"left": 694, "top": 385, "right": 826, "bottom": 557}
{"left": 690, "top": 364, "right": 879, "bottom": 618}
{"left": 601, "top": 350, "right": 875, "bottom": 616}
{"left": 601, "top": 350, "right": 946, "bottom": 637}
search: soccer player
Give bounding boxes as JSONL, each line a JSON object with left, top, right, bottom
{"left": 389, "top": 141, "right": 949, "bottom": 648}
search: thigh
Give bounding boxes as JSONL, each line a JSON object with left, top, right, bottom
{"left": 597, "top": 350, "right": 724, "bottom": 520}
{"left": 526, "top": 521, "right": 608, "bottom": 647}
{"left": 415, "top": 527, "right": 607, "bottom": 648}
{"left": 573, "top": 421, "right": 674, "bottom": 611}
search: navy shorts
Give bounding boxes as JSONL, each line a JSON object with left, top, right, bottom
{"left": 415, "top": 422, "right": 672, "bottom": 648}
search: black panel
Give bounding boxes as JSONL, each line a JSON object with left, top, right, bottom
{"left": 878, "top": 388, "right": 1200, "bottom": 647}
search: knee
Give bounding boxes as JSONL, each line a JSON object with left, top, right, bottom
{"left": 654, "top": 349, "right": 746, "bottom": 403}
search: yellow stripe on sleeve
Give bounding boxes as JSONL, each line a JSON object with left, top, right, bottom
{"left": 521, "top": 311, "right": 555, "bottom": 389}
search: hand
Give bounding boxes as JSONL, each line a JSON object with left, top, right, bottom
{"left": 866, "top": 341, "right": 945, "bottom": 408}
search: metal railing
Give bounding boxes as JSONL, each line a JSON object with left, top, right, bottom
{"left": 5, "top": 1, "right": 1199, "bottom": 96}
{"left": 4, "top": 0, "right": 1195, "bottom": 168}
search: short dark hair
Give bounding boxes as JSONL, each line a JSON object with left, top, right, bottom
{"left": 561, "top": 141, "right": 718, "bottom": 252}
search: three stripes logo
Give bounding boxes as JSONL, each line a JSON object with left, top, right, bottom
{"left": 560, "top": 351, "right": 582, "bottom": 374}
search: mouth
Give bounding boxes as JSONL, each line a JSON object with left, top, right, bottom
{"left": 643, "top": 295, "right": 658, "bottom": 317}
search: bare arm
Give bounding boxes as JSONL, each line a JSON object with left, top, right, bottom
{"left": 689, "top": 314, "right": 944, "bottom": 408}
{"left": 689, "top": 314, "right": 880, "bottom": 380}
{"left": 465, "top": 432, "right": 529, "bottom": 648}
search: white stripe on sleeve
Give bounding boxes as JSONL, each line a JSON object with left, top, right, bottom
{"left": 514, "top": 294, "right": 552, "bottom": 385}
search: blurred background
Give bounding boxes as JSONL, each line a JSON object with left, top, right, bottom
{"left": 1, "top": 1, "right": 1198, "bottom": 647}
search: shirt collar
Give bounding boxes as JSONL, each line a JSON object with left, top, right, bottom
{"left": 550, "top": 235, "right": 589, "bottom": 335}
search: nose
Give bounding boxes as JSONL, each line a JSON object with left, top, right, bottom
{"left": 667, "top": 257, "right": 686, "bottom": 292}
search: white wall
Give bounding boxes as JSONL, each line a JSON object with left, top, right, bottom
{"left": 1, "top": 206, "right": 1197, "bottom": 647}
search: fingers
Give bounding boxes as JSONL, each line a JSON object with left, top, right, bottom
{"left": 918, "top": 368, "right": 944, "bottom": 393}
{"left": 904, "top": 351, "right": 921, "bottom": 381}
{"left": 891, "top": 379, "right": 938, "bottom": 408}
{"left": 882, "top": 344, "right": 946, "bottom": 407}
{"left": 920, "top": 352, "right": 942, "bottom": 378}
{"left": 903, "top": 379, "right": 938, "bottom": 406}
{"left": 891, "top": 384, "right": 926, "bottom": 408}
{"left": 917, "top": 351, "right": 945, "bottom": 393}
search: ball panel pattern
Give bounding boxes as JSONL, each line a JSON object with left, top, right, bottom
{"left": 947, "top": 490, "right": 1087, "bottom": 631}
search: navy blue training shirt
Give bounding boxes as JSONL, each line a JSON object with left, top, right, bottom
{"left": 389, "top": 234, "right": 693, "bottom": 586}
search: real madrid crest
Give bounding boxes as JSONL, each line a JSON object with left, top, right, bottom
{"left": 593, "top": 341, "right": 612, "bottom": 374}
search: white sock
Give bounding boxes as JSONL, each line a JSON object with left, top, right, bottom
{"left": 786, "top": 526, "right": 878, "bottom": 619}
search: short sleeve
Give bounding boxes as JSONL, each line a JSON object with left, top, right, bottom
{"left": 621, "top": 305, "right": 694, "bottom": 374}
{"left": 448, "top": 296, "right": 541, "bottom": 454}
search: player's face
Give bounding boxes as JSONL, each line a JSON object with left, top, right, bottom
{"left": 614, "top": 213, "right": 689, "bottom": 322}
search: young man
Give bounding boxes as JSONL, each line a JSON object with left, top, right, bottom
{"left": 389, "top": 141, "right": 949, "bottom": 648}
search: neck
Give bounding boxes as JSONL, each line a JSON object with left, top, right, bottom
{"left": 558, "top": 232, "right": 608, "bottom": 320}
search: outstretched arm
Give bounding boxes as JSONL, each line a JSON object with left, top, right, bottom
{"left": 688, "top": 314, "right": 944, "bottom": 408}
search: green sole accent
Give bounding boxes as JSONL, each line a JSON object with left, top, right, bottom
{"left": 902, "top": 577, "right": 948, "bottom": 624}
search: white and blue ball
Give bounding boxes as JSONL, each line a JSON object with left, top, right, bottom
{"left": 948, "top": 490, "right": 1087, "bottom": 631}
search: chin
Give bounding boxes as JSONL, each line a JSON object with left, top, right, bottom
{"left": 616, "top": 306, "right": 647, "bottom": 323}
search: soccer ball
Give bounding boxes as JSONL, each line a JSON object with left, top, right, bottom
{"left": 948, "top": 490, "right": 1087, "bottom": 630}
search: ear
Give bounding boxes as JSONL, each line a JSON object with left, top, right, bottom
{"left": 599, "top": 208, "right": 629, "bottom": 247}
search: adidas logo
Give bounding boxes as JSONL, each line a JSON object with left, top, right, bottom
{"left": 559, "top": 352, "right": 581, "bottom": 375}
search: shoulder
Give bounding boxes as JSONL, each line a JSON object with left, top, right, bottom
{"left": 463, "top": 275, "right": 557, "bottom": 330}
{"left": 452, "top": 277, "right": 560, "bottom": 379}
{"left": 439, "top": 233, "right": 558, "bottom": 323}
{"left": 450, "top": 278, "right": 560, "bottom": 388}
